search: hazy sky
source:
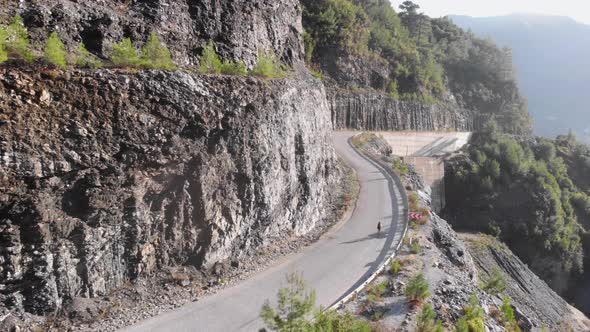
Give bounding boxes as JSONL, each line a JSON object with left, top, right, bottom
{"left": 389, "top": 0, "right": 590, "bottom": 24}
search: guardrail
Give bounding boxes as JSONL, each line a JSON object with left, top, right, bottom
{"left": 327, "top": 135, "right": 410, "bottom": 310}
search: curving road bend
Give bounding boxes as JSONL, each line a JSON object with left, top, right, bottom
{"left": 122, "top": 131, "right": 406, "bottom": 332}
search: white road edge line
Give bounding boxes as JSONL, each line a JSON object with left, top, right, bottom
{"left": 327, "top": 134, "right": 410, "bottom": 311}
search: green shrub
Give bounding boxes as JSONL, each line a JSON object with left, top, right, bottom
{"left": 500, "top": 297, "right": 521, "bottom": 332}
{"left": 405, "top": 273, "right": 430, "bottom": 303}
{"left": 261, "top": 272, "right": 371, "bottom": 331}
{"left": 260, "top": 272, "right": 316, "bottom": 331}
{"left": 409, "top": 191, "right": 420, "bottom": 211}
{"left": 5, "top": 15, "right": 34, "bottom": 62}
{"left": 250, "top": 50, "right": 284, "bottom": 78}
{"left": 44, "top": 31, "right": 67, "bottom": 69}
{"left": 303, "top": 31, "right": 316, "bottom": 63}
{"left": 0, "top": 27, "right": 7, "bottom": 63}
{"left": 388, "top": 79, "right": 400, "bottom": 99}
{"left": 141, "top": 32, "right": 176, "bottom": 70}
{"left": 198, "top": 41, "right": 222, "bottom": 74}
{"left": 400, "top": 92, "right": 439, "bottom": 104}
{"left": 367, "top": 279, "right": 389, "bottom": 302}
{"left": 371, "top": 311, "right": 384, "bottom": 321}
{"left": 74, "top": 43, "right": 102, "bottom": 68}
{"left": 410, "top": 241, "right": 422, "bottom": 254}
{"left": 416, "top": 303, "right": 444, "bottom": 332}
{"left": 313, "top": 310, "right": 372, "bottom": 332}
{"left": 220, "top": 60, "right": 247, "bottom": 75}
{"left": 481, "top": 268, "right": 507, "bottom": 295}
{"left": 111, "top": 38, "right": 142, "bottom": 68}
{"left": 390, "top": 259, "right": 402, "bottom": 275}
{"left": 455, "top": 295, "right": 485, "bottom": 332}
{"left": 392, "top": 158, "right": 409, "bottom": 175}
{"left": 310, "top": 68, "right": 324, "bottom": 80}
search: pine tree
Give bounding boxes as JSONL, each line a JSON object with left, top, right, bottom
{"left": 6, "top": 15, "right": 34, "bottom": 62}
{"left": 44, "top": 31, "right": 67, "bottom": 69}
{"left": 260, "top": 273, "right": 316, "bottom": 331}
{"left": 0, "top": 27, "right": 7, "bottom": 63}
{"left": 111, "top": 38, "right": 141, "bottom": 68}
{"left": 416, "top": 304, "right": 444, "bottom": 332}
{"left": 405, "top": 273, "right": 430, "bottom": 303}
{"left": 198, "top": 41, "right": 222, "bottom": 74}
{"left": 250, "top": 50, "right": 284, "bottom": 78}
{"left": 501, "top": 297, "right": 521, "bottom": 332}
{"left": 141, "top": 32, "right": 176, "bottom": 70}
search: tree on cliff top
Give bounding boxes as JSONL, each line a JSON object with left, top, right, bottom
{"left": 111, "top": 38, "right": 141, "bottom": 68}
{"left": 5, "top": 15, "right": 34, "bottom": 62}
{"left": 44, "top": 31, "right": 67, "bottom": 69}
{"left": 0, "top": 27, "right": 7, "bottom": 63}
{"left": 250, "top": 51, "right": 284, "bottom": 78}
{"left": 141, "top": 32, "right": 176, "bottom": 70}
{"left": 198, "top": 41, "right": 223, "bottom": 74}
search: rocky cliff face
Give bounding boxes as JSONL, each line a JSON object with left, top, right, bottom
{"left": 329, "top": 89, "right": 475, "bottom": 132}
{"left": 1, "top": 0, "right": 304, "bottom": 66}
{"left": 0, "top": 67, "right": 339, "bottom": 315}
{"left": 320, "top": 53, "right": 391, "bottom": 91}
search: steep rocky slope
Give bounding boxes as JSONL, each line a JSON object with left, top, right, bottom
{"left": 0, "top": 0, "right": 304, "bottom": 66}
{"left": 342, "top": 134, "right": 590, "bottom": 331}
{"left": 0, "top": 66, "right": 341, "bottom": 315}
{"left": 0, "top": 0, "right": 344, "bottom": 320}
{"left": 461, "top": 233, "right": 590, "bottom": 331}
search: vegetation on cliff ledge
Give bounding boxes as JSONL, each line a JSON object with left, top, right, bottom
{"left": 0, "top": 15, "right": 283, "bottom": 78}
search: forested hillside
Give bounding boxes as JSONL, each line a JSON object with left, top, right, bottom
{"left": 301, "top": 0, "right": 532, "bottom": 134}
{"left": 451, "top": 14, "right": 590, "bottom": 142}
{"left": 445, "top": 123, "right": 590, "bottom": 312}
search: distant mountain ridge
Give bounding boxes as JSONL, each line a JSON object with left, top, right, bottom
{"left": 449, "top": 14, "right": 590, "bottom": 141}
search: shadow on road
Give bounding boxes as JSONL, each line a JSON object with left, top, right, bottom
{"left": 340, "top": 228, "right": 390, "bottom": 244}
{"left": 329, "top": 137, "right": 402, "bottom": 307}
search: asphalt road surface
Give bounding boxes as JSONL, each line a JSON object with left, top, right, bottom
{"left": 122, "top": 131, "right": 405, "bottom": 332}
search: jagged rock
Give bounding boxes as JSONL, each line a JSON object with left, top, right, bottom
{"left": 64, "top": 297, "right": 101, "bottom": 322}
{"left": 320, "top": 53, "right": 391, "bottom": 90}
{"left": 462, "top": 233, "right": 590, "bottom": 331}
{"left": 431, "top": 214, "right": 474, "bottom": 271}
{"left": 0, "top": 68, "right": 339, "bottom": 315}
{"left": 0, "top": 314, "right": 21, "bottom": 332}
{"left": 1, "top": 0, "right": 304, "bottom": 67}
